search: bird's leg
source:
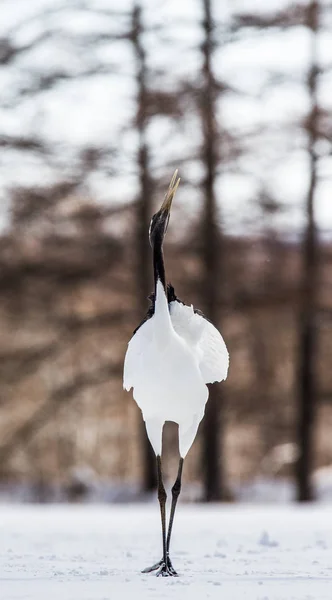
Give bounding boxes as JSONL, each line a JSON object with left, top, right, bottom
{"left": 164, "top": 457, "right": 183, "bottom": 575}
{"left": 156, "top": 454, "right": 168, "bottom": 575}
{"left": 142, "top": 457, "right": 183, "bottom": 577}
{"left": 142, "top": 455, "right": 175, "bottom": 577}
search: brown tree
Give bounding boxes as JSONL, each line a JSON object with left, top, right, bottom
{"left": 131, "top": 3, "right": 157, "bottom": 492}
{"left": 199, "top": 0, "right": 225, "bottom": 501}
{"left": 296, "top": 0, "right": 320, "bottom": 502}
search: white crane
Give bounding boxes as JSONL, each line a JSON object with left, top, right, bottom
{"left": 123, "top": 170, "right": 229, "bottom": 577}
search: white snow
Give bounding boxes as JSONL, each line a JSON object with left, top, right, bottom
{"left": 1, "top": 504, "right": 332, "bottom": 599}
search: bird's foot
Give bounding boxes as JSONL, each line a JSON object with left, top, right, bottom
{"left": 142, "top": 556, "right": 178, "bottom": 577}
{"left": 156, "top": 560, "right": 178, "bottom": 577}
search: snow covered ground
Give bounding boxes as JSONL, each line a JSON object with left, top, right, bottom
{"left": 1, "top": 504, "right": 332, "bottom": 600}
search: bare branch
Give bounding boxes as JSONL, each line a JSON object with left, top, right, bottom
{"left": 0, "top": 361, "right": 123, "bottom": 467}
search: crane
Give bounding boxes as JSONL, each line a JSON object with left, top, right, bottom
{"left": 123, "top": 170, "right": 229, "bottom": 576}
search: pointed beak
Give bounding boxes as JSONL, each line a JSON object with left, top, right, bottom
{"left": 160, "top": 169, "right": 180, "bottom": 214}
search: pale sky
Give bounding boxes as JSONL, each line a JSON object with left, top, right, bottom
{"left": 0, "top": 0, "right": 331, "bottom": 237}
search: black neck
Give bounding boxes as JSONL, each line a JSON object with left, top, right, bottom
{"left": 153, "top": 229, "right": 166, "bottom": 292}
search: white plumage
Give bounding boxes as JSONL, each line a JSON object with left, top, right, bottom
{"left": 124, "top": 280, "right": 229, "bottom": 457}
{"left": 169, "top": 298, "right": 229, "bottom": 384}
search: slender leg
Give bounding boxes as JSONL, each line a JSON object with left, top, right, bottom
{"left": 156, "top": 455, "right": 168, "bottom": 572}
{"left": 167, "top": 458, "right": 183, "bottom": 552}
{"left": 142, "top": 457, "right": 183, "bottom": 577}
{"left": 142, "top": 455, "right": 170, "bottom": 576}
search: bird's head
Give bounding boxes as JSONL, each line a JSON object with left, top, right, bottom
{"left": 149, "top": 170, "right": 180, "bottom": 247}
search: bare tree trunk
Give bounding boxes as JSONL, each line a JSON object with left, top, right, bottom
{"left": 296, "top": 0, "right": 319, "bottom": 502}
{"left": 131, "top": 4, "right": 157, "bottom": 492}
{"left": 200, "top": 0, "right": 225, "bottom": 501}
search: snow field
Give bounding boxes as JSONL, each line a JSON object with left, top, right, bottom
{"left": 1, "top": 504, "right": 332, "bottom": 599}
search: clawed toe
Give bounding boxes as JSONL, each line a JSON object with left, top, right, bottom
{"left": 156, "top": 562, "right": 178, "bottom": 577}
{"left": 142, "top": 557, "right": 178, "bottom": 577}
{"left": 141, "top": 561, "right": 161, "bottom": 573}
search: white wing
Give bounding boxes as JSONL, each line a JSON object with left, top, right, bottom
{"left": 169, "top": 300, "right": 229, "bottom": 384}
{"left": 123, "top": 318, "right": 153, "bottom": 392}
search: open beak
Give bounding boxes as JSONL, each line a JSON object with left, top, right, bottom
{"left": 159, "top": 169, "right": 180, "bottom": 213}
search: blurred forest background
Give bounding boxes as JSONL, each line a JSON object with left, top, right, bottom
{"left": 0, "top": 0, "right": 331, "bottom": 504}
